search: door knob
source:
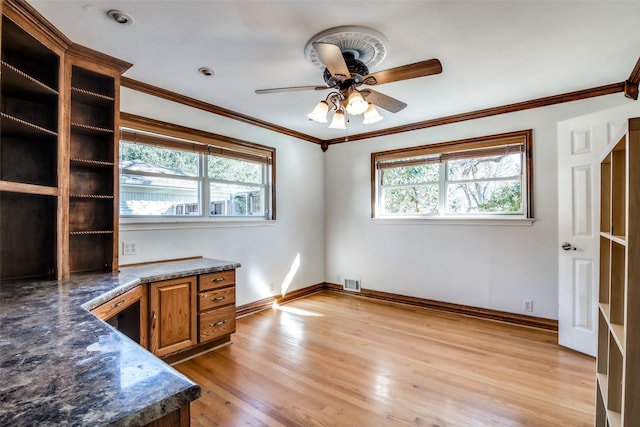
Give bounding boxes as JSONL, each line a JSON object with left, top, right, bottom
{"left": 561, "top": 242, "right": 577, "bottom": 251}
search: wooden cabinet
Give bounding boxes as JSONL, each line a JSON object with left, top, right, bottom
{"left": 198, "top": 270, "right": 236, "bottom": 343}
{"left": 595, "top": 117, "right": 640, "bottom": 427}
{"left": 150, "top": 276, "right": 198, "bottom": 358}
{"left": 92, "top": 285, "right": 149, "bottom": 349}
{"left": 0, "top": 0, "right": 131, "bottom": 281}
{"left": 145, "top": 269, "right": 237, "bottom": 361}
{"left": 64, "top": 47, "right": 127, "bottom": 276}
{"left": 0, "top": 10, "right": 63, "bottom": 280}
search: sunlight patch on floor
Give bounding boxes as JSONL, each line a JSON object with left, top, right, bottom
{"left": 272, "top": 301, "right": 324, "bottom": 317}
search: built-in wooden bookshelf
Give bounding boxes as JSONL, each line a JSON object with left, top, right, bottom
{"left": 67, "top": 64, "right": 117, "bottom": 274}
{"left": 0, "top": 14, "right": 62, "bottom": 280}
{"left": 1, "top": 0, "right": 131, "bottom": 280}
{"left": 596, "top": 117, "right": 640, "bottom": 427}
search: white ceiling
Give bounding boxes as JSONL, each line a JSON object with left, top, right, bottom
{"left": 29, "top": 0, "right": 640, "bottom": 141}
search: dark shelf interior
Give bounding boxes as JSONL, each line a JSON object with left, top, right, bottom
{"left": 71, "top": 65, "right": 114, "bottom": 98}
{"left": 69, "top": 233, "right": 113, "bottom": 274}
{"left": 69, "top": 163, "right": 113, "bottom": 196}
{"left": 68, "top": 198, "right": 114, "bottom": 233}
{"left": 1, "top": 16, "right": 59, "bottom": 90}
{"left": 0, "top": 192, "right": 57, "bottom": 280}
{"left": 1, "top": 135, "right": 58, "bottom": 186}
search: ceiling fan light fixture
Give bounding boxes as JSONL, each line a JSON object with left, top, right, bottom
{"left": 362, "top": 103, "right": 383, "bottom": 124}
{"left": 307, "top": 101, "right": 330, "bottom": 123}
{"left": 346, "top": 90, "right": 369, "bottom": 115}
{"left": 329, "top": 110, "right": 346, "bottom": 129}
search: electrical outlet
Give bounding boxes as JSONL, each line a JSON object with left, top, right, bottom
{"left": 122, "top": 241, "right": 138, "bottom": 255}
{"left": 270, "top": 283, "right": 277, "bottom": 295}
{"left": 523, "top": 299, "right": 533, "bottom": 312}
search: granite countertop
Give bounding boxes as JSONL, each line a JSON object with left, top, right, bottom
{"left": 0, "top": 258, "right": 241, "bottom": 426}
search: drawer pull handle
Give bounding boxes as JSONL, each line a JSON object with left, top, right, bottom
{"left": 209, "top": 320, "right": 226, "bottom": 328}
{"left": 211, "top": 296, "right": 226, "bottom": 302}
{"left": 152, "top": 311, "right": 157, "bottom": 330}
{"left": 211, "top": 277, "right": 225, "bottom": 283}
{"left": 111, "top": 299, "right": 125, "bottom": 309}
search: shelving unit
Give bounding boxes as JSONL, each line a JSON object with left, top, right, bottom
{"left": 0, "top": 15, "right": 62, "bottom": 280}
{"left": 595, "top": 117, "right": 640, "bottom": 426}
{"left": 1, "top": 0, "right": 131, "bottom": 280}
{"left": 67, "top": 64, "right": 118, "bottom": 274}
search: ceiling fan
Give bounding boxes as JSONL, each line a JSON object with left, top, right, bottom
{"left": 255, "top": 35, "right": 442, "bottom": 128}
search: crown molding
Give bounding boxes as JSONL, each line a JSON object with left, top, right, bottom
{"left": 121, "top": 77, "right": 323, "bottom": 145}
{"left": 326, "top": 82, "right": 627, "bottom": 146}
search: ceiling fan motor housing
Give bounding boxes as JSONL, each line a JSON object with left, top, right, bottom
{"left": 323, "top": 53, "right": 369, "bottom": 88}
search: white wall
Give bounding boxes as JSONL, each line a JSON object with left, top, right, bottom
{"left": 324, "top": 94, "right": 636, "bottom": 320}
{"left": 119, "top": 88, "right": 325, "bottom": 306}
{"left": 119, "top": 86, "right": 637, "bottom": 318}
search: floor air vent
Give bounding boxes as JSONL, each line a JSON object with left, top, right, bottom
{"left": 343, "top": 279, "right": 361, "bottom": 292}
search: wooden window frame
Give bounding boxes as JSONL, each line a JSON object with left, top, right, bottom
{"left": 120, "top": 113, "right": 276, "bottom": 220}
{"left": 371, "top": 129, "right": 533, "bottom": 219}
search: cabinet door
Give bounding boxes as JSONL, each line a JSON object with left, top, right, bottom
{"left": 149, "top": 276, "right": 197, "bottom": 357}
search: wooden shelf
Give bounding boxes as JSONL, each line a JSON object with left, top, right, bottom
{"left": 1, "top": 13, "right": 61, "bottom": 281}
{"left": 70, "top": 158, "right": 114, "bottom": 167}
{"left": 69, "top": 230, "right": 114, "bottom": 236}
{"left": 69, "top": 194, "right": 114, "bottom": 199}
{"left": 597, "top": 372, "right": 608, "bottom": 401}
{"left": 71, "top": 122, "right": 114, "bottom": 134}
{"left": 67, "top": 63, "right": 118, "bottom": 277}
{"left": 600, "top": 232, "right": 627, "bottom": 246}
{"left": 1, "top": 112, "right": 57, "bottom": 137}
{"left": 596, "top": 117, "right": 640, "bottom": 426}
{"left": 1, "top": 60, "right": 58, "bottom": 97}
{"left": 0, "top": 180, "right": 59, "bottom": 196}
{"left": 610, "top": 323, "right": 625, "bottom": 351}
{"left": 71, "top": 86, "right": 114, "bottom": 103}
{"left": 609, "top": 410, "right": 622, "bottom": 427}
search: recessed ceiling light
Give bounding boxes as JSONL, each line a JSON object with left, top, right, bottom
{"left": 107, "top": 10, "right": 134, "bottom": 25}
{"left": 198, "top": 67, "right": 215, "bottom": 77}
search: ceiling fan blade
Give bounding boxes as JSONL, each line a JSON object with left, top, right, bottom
{"left": 363, "top": 59, "right": 442, "bottom": 85}
{"left": 361, "top": 89, "right": 407, "bottom": 113}
{"left": 313, "top": 42, "right": 351, "bottom": 80}
{"left": 255, "top": 85, "right": 330, "bottom": 94}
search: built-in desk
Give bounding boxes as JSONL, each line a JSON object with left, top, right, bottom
{"left": 0, "top": 258, "right": 240, "bottom": 426}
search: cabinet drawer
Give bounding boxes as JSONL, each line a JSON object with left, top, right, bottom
{"left": 199, "top": 287, "right": 235, "bottom": 312}
{"left": 199, "top": 270, "right": 235, "bottom": 292}
{"left": 91, "top": 285, "right": 144, "bottom": 321}
{"left": 199, "top": 305, "right": 236, "bottom": 343}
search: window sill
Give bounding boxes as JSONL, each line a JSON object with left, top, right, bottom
{"left": 120, "top": 217, "right": 275, "bottom": 231}
{"left": 372, "top": 217, "right": 535, "bottom": 226}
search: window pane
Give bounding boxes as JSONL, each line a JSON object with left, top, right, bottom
{"left": 447, "top": 153, "right": 521, "bottom": 181}
{"left": 382, "top": 164, "right": 439, "bottom": 185}
{"left": 121, "top": 174, "right": 200, "bottom": 215}
{"left": 120, "top": 142, "right": 198, "bottom": 176}
{"left": 210, "top": 183, "right": 264, "bottom": 216}
{"left": 447, "top": 180, "right": 521, "bottom": 213}
{"left": 209, "top": 155, "right": 262, "bottom": 184}
{"left": 382, "top": 185, "right": 438, "bottom": 215}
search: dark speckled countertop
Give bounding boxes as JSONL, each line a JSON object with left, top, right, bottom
{"left": 0, "top": 258, "right": 241, "bottom": 426}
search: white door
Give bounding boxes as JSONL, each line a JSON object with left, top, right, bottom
{"left": 557, "top": 103, "right": 640, "bottom": 356}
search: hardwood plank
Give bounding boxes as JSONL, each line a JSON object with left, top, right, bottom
{"left": 176, "top": 291, "right": 595, "bottom": 426}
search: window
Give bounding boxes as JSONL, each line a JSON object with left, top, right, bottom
{"left": 372, "top": 130, "right": 533, "bottom": 219}
{"left": 119, "top": 115, "right": 275, "bottom": 220}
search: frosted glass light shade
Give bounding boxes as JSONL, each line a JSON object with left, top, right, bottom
{"left": 329, "top": 110, "right": 346, "bottom": 129}
{"left": 307, "top": 101, "right": 329, "bottom": 122}
{"left": 362, "top": 103, "right": 383, "bottom": 124}
{"left": 345, "top": 91, "right": 369, "bottom": 115}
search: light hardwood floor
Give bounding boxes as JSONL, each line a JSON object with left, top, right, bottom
{"left": 175, "top": 291, "right": 595, "bottom": 426}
